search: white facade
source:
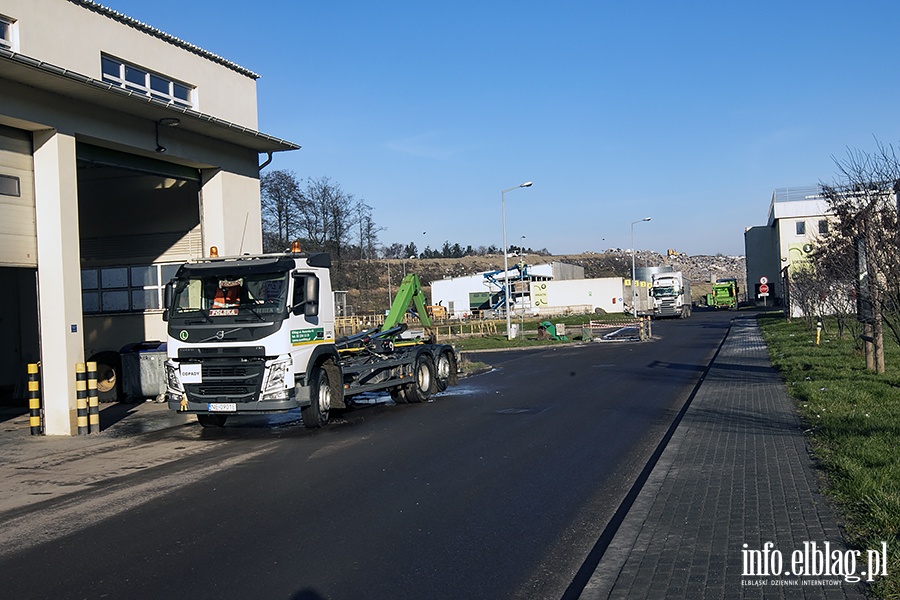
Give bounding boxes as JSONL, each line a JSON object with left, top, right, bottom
{"left": 0, "top": 1, "right": 297, "bottom": 433}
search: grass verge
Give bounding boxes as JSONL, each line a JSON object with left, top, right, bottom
{"left": 758, "top": 312, "right": 900, "bottom": 598}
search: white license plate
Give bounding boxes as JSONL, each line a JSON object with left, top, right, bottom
{"left": 208, "top": 403, "right": 236, "bottom": 412}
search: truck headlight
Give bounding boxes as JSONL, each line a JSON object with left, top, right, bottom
{"left": 262, "top": 358, "right": 291, "bottom": 401}
{"left": 165, "top": 360, "right": 183, "bottom": 393}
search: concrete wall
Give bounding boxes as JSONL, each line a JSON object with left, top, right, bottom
{"left": 533, "top": 278, "right": 625, "bottom": 314}
{"left": 550, "top": 261, "right": 585, "bottom": 280}
{"left": 199, "top": 169, "right": 263, "bottom": 256}
{"left": 4, "top": 0, "right": 258, "bottom": 128}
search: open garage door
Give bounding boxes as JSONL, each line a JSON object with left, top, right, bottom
{"left": 76, "top": 144, "right": 204, "bottom": 401}
{"left": 77, "top": 143, "right": 203, "bottom": 264}
{"left": 0, "top": 125, "right": 36, "bottom": 267}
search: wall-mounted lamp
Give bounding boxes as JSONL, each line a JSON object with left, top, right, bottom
{"left": 155, "top": 118, "right": 180, "bottom": 153}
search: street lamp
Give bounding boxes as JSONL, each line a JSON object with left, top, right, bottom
{"left": 631, "top": 217, "right": 651, "bottom": 316}
{"left": 502, "top": 181, "right": 533, "bottom": 339}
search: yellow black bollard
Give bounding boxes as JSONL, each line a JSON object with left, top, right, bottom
{"left": 75, "top": 363, "right": 88, "bottom": 436}
{"left": 28, "top": 363, "right": 42, "bottom": 435}
{"left": 86, "top": 361, "right": 100, "bottom": 433}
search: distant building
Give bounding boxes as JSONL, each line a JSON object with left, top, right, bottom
{"left": 744, "top": 186, "right": 833, "bottom": 316}
{"left": 430, "top": 261, "right": 636, "bottom": 317}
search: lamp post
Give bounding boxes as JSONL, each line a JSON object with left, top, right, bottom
{"left": 631, "top": 217, "right": 651, "bottom": 316}
{"left": 502, "top": 181, "right": 533, "bottom": 340}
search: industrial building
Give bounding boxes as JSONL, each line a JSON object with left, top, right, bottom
{"left": 430, "top": 261, "right": 647, "bottom": 318}
{"left": 0, "top": 1, "right": 298, "bottom": 433}
{"left": 744, "top": 186, "right": 833, "bottom": 315}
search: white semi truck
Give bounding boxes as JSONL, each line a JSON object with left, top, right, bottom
{"left": 162, "top": 245, "right": 457, "bottom": 428}
{"left": 650, "top": 271, "right": 692, "bottom": 319}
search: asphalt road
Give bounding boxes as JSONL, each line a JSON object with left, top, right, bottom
{"left": 0, "top": 310, "right": 734, "bottom": 600}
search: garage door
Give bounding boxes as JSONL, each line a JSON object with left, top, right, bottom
{"left": 0, "top": 125, "right": 36, "bottom": 267}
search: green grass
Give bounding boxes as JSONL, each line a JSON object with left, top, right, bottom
{"left": 758, "top": 313, "right": 900, "bottom": 598}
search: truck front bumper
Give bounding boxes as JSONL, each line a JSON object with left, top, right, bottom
{"left": 167, "top": 384, "right": 310, "bottom": 415}
{"left": 167, "top": 398, "right": 299, "bottom": 414}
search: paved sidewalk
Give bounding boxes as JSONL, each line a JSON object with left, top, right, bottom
{"left": 580, "top": 316, "right": 869, "bottom": 599}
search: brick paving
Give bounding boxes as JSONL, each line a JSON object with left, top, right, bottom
{"left": 580, "top": 316, "right": 869, "bottom": 599}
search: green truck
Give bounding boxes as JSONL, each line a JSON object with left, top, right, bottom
{"left": 706, "top": 278, "right": 739, "bottom": 309}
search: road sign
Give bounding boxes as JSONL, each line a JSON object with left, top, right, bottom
{"left": 760, "top": 276, "right": 768, "bottom": 285}
{"left": 759, "top": 284, "right": 769, "bottom": 295}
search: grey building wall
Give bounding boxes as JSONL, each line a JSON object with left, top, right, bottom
{"left": 550, "top": 261, "right": 585, "bottom": 280}
{"left": 744, "top": 225, "right": 781, "bottom": 304}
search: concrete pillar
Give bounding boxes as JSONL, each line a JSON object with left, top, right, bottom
{"left": 33, "top": 130, "right": 83, "bottom": 435}
{"left": 199, "top": 169, "right": 262, "bottom": 256}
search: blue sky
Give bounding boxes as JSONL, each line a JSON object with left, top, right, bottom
{"left": 105, "top": 0, "right": 900, "bottom": 257}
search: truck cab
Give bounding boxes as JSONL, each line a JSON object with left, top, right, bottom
{"left": 650, "top": 271, "right": 692, "bottom": 319}
{"left": 162, "top": 249, "right": 340, "bottom": 426}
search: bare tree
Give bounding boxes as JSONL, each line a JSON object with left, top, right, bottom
{"left": 819, "top": 142, "right": 900, "bottom": 373}
{"left": 357, "top": 202, "right": 382, "bottom": 260}
{"left": 807, "top": 236, "right": 861, "bottom": 342}
{"left": 295, "top": 176, "right": 362, "bottom": 261}
{"left": 260, "top": 170, "right": 302, "bottom": 252}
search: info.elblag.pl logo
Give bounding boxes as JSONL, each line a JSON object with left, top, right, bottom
{"left": 741, "top": 541, "right": 888, "bottom": 584}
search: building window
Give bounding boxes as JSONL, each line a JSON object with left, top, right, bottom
{"left": 818, "top": 219, "right": 829, "bottom": 235}
{"left": 100, "top": 55, "right": 194, "bottom": 109}
{"left": 0, "top": 16, "right": 14, "bottom": 50}
{"left": 0, "top": 174, "right": 19, "bottom": 197}
{"left": 796, "top": 221, "right": 806, "bottom": 236}
{"left": 82, "top": 263, "right": 182, "bottom": 314}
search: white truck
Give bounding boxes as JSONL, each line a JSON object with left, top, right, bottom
{"left": 650, "top": 271, "right": 692, "bottom": 319}
{"left": 162, "top": 246, "right": 457, "bottom": 428}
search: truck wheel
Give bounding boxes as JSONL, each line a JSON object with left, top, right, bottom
{"left": 197, "top": 414, "right": 227, "bottom": 427}
{"left": 435, "top": 351, "right": 456, "bottom": 393}
{"left": 88, "top": 351, "right": 122, "bottom": 402}
{"left": 405, "top": 354, "right": 434, "bottom": 403}
{"left": 390, "top": 387, "right": 408, "bottom": 404}
{"left": 301, "top": 364, "right": 332, "bottom": 428}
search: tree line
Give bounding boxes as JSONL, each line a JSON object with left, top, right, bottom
{"left": 260, "top": 170, "right": 550, "bottom": 260}
{"left": 790, "top": 141, "right": 900, "bottom": 374}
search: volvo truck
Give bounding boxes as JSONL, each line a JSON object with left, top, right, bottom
{"left": 162, "top": 245, "right": 457, "bottom": 428}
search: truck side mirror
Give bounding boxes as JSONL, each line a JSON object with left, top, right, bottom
{"left": 304, "top": 276, "right": 319, "bottom": 317}
{"left": 163, "top": 281, "right": 174, "bottom": 321}
{"left": 292, "top": 273, "right": 320, "bottom": 317}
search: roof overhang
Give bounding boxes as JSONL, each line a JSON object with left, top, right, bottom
{"left": 0, "top": 48, "right": 300, "bottom": 154}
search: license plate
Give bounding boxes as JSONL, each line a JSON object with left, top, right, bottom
{"left": 208, "top": 403, "right": 236, "bottom": 412}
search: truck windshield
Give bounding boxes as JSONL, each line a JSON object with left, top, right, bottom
{"left": 653, "top": 286, "right": 676, "bottom": 296}
{"left": 170, "top": 272, "right": 289, "bottom": 321}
